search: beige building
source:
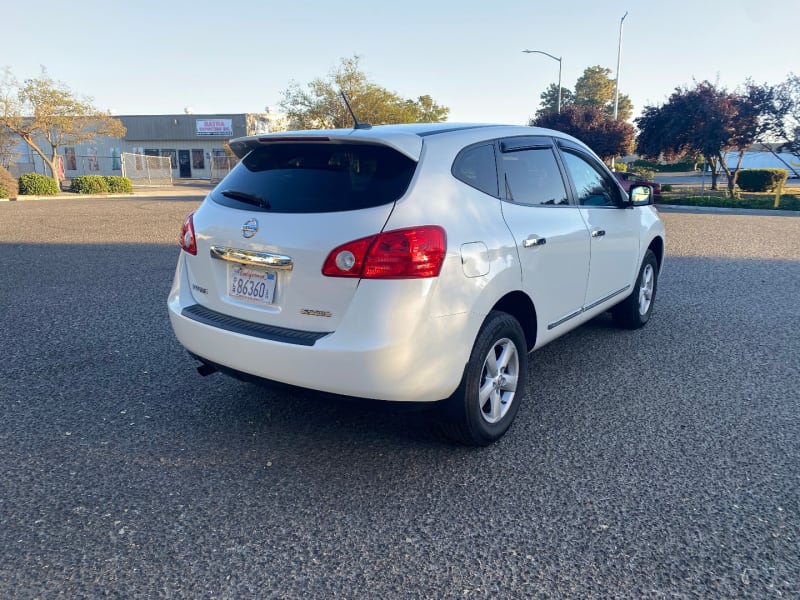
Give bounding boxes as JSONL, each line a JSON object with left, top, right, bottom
{"left": 10, "top": 111, "right": 287, "bottom": 180}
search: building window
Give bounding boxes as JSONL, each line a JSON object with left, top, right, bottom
{"left": 191, "top": 149, "right": 205, "bottom": 169}
{"left": 64, "top": 147, "right": 77, "bottom": 171}
{"left": 161, "top": 149, "right": 177, "bottom": 169}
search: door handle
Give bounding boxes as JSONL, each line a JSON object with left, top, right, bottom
{"left": 522, "top": 235, "right": 546, "bottom": 248}
{"left": 591, "top": 229, "right": 606, "bottom": 238}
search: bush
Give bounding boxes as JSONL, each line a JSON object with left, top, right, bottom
{"left": 736, "top": 169, "right": 788, "bottom": 192}
{"left": 631, "top": 168, "right": 656, "bottom": 182}
{"left": 105, "top": 176, "right": 133, "bottom": 193}
{"left": 18, "top": 173, "right": 59, "bottom": 195}
{"left": 630, "top": 159, "right": 659, "bottom": 170}
{"left": 71, "top": 175, "right": 109, "bottom": 194}
{"left": 661, "top": 184, "right": 673, "bottom": 192}
{"left": 70, "top": 175, "right": 133, "bottom": 194}
{"left": 613, "top": 162, "right": 628, "bottom": 172}
{"left": 0, "top": 166, "right": 18, "bottom": 199}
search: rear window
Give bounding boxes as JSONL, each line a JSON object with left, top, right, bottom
{"left": 211, "top": 142, "right": 417, "bottom": 213}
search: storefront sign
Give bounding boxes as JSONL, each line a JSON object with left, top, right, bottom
{"left": 196, "top": 119, "right": 233, "bottom": 136}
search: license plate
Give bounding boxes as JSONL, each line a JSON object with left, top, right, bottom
{"left": 229, "top": 265, "right": 276, "bottom": 305}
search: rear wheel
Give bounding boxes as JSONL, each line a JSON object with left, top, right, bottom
{"left": 440, "top": 311, "right": 528, "bottom": 446}
{"left": 612, "top": 249, "right": 658, "bottom": 329}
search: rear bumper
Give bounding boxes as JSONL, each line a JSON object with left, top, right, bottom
{"left": 167, "top": 262, "right": 477, "bottom": 403}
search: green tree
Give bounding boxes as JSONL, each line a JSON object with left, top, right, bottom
{"left": 280, "top": 56, "right": 449, "bottom": 129}
{"left": 532, "top": 105, "right": 634, "bottom": 160}
{"left": 535, "top": 65, "right": 632, "bottom": 122}
{"left": 0, "top": 67, "right": 126, "bottom": 185}
{"left": 534, "top": 83, "right": 575, "bottom": 118}
{"left": 574, "top": 65, "right": 633, "bottom": 121}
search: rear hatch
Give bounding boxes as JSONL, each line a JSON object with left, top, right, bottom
{"left": 184, "top": 137, "right": 419, "bottom": 332}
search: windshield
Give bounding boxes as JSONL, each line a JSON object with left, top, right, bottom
{"left": 211, "top": 142, "right": 417, "bottom": 213}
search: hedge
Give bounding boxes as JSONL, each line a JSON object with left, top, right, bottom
{"left": 70, "top": 175, "right": 134, "bottom": 194}
{"left": 18, "top": 173, "right": 59, "bottom": 195}
{"left": 736, "top": 169, "right": 788, "bottom": 192}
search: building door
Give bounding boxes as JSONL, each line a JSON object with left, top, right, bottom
{"left": 178, "top": 150, "right": 191, "bottom": 178}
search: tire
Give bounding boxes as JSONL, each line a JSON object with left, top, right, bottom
{"left": 439, "top": 311, "right": 528, "bottom": 446}
{"left": 612, "top": 249, "right": 658, "bottom": 329}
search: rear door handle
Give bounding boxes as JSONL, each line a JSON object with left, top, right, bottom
{"left": 591, "top": 229, "right": 606, "bottom": 238}
{"left": 522, "top": 235, "right": 546, "bottom": 248}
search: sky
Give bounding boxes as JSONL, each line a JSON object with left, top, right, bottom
{"left": 5, "top": 0, "right": 799, "bottom": 125}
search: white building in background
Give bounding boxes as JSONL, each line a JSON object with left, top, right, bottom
{"left": 723, "top": 144, "right": 800, "bottom": 178}
{"left": 9, "top": 110, "right": 288, "bottom": 180}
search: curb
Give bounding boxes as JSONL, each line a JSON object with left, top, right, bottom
{"left": 656, "top": 204, "right": 800, "bottom": 217}
{"left": 3, "top": 188, "right": 211, "bottom": 201}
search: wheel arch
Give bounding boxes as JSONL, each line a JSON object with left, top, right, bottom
{"left": 490, "top": 291, "right": 537, "bottom": 352}
{"left": 647, "top": 235, "right": 665, "bottom": 271}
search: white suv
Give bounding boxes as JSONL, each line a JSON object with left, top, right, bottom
{"left": 168, "top": 123, "right": 665, "bottom": 445}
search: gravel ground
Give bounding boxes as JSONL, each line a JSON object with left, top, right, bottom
{"left": 0, "top": 197, "right": 798, "bottom": 599}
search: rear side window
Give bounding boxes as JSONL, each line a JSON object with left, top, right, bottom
{"left": 212, "top": 143, "right": 417, "bottom": 213}
{"left": 452, "top": 143, "right": 499, "bottom": 197}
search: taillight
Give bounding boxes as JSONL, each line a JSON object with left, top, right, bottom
{"left": 322, "top": 226, "right": 446, "bottom": 279}
{"left": 179, "top": 212, "right": 197, "bottom": 255}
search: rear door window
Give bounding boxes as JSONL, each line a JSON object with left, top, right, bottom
{"left": 501, "top": 146, "right": 569, "bottom": 206}
{"left": 212, "top": 143, "right": 417, "bottom": 213}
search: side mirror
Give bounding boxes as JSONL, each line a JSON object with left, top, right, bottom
{"left": 629, "top": 185, "right": 652, "bottom": 206}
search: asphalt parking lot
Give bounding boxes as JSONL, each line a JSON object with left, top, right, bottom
{"left": 1, "top": 194, "right": 798, "bottom": 599}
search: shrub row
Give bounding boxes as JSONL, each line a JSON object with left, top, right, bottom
{"left": 70, "top": 175, "right": 133, "bottom": 194}
{"left": 13, "top": 173, "right": 135, "bottom": 196}
{"left": 736, "top": 169, "right": 788, "bottom": 192}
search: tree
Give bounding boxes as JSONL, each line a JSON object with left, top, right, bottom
{"left": 775, "top": 73, "right": 800, "bottom": 154}
{"left": 534, "top": 65, "right": 632, "bottom": 123}
{"left": 635, "top": 81, "right": 767, "bottom": 193}
{"left": 573, "top": 65, "right": 633, "bottom": 121}
{"left": 532, "top": 105, "right": 635, "bottom": 160}
{"left": 280, "top": 56, "right": 449, "bottom": 129}
{"left": 0, "top": 67, "right": 126, "bottom": 185}
{"left": 534, "top": 83, "right": 574, "bottom": 118}
{"left": 0, "top": 122, "right": 16, "bottom": 168}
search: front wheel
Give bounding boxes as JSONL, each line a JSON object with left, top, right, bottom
{"left": 439, "top": 311, "right": 528, "bottom": 446}
{"left": 612, "top": 249, "right": 659, "bottom": 329}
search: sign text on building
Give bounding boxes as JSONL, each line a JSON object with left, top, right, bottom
{"left": 196, "top": 119, "right": 233, "bottom": 136}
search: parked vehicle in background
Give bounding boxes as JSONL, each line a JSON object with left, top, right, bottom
{"left": 168, "top": 122, "right": 666, "bottom": 446}
{"left": 614, "top": 170, "right": 663, "bottom": 203}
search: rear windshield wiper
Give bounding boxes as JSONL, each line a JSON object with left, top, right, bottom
{"left": 220, "top": 189, "right": 270, "bottom": 209}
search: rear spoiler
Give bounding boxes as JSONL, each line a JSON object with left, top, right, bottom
{"left": 228, "top": 130, "right": 423, "bottom": 161}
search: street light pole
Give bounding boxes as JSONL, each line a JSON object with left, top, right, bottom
{"left": 611, "top": 11, "right": 628, "bottom": 170}
{"left": 612, "top": 11, "right": 628, "bottom": 121}
{"left": 522, "top": 50, "right": 562, "bottom": 113}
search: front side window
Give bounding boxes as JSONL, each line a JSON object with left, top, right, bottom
{"left": 501, "top": 147, "right": 569, "bottom": 206}
{"left": 560, "top": 151, "right": 620, "bottom": 207}
{"left": 212, "top": 142, "right": 417, "bottom": 213}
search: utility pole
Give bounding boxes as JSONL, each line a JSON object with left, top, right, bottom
{"left": 611, "top": 11, "right": 628, "bottom": 170}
